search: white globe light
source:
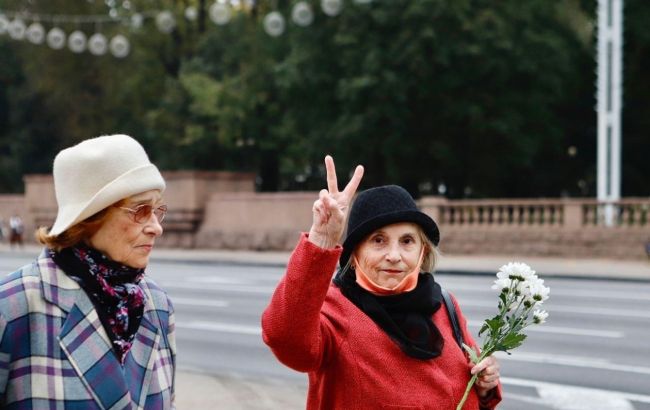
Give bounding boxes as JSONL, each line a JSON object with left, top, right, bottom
{"left": 8, "top": 18, "right": 27, "bottom": 40}
{"left": 321, "top": 0, "right": 343, "bottom": 17}
{"left": 263, "top": 11, "right": 285, "bottom": 37}
{"left": 26, "top": 22, "right": 45, "bottom": 44}
{"left": 0, "top": 15, "right": 9, "bottom": 35}
{"left": 131, "top": 13, "right": 144, "bottom": 29}
{"left": 185, "top": 6, "right": 198, "bottom": 21}
{"left": 292, "top": 2, "right": 313, "bottom": 27}
{"left": 88, "top": 33, "right": 108, "bottom": 55}
{"left": 110, "top": 34, "right": 130, "bottom": 58}
{"left": 47, "top": 27, "right": 66, "bottom": 50}
{"left": 156, "top": 11, "right": 176, "bottom": 33}
{"left": 68, "top": 30, "right": 87, "bottom": 53}
{"left": 209, "top": 3, "right": 231, "bottom": 26}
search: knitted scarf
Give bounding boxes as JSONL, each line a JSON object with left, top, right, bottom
{"left": 334, "top": 269, "right": 444, "bottom": 360}
{"left": 50, "top": 244, "right": 146, "bottom": 364}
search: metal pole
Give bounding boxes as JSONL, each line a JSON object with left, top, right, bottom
{"left": 597, "top": 0, "right": 623, "bottom": 226}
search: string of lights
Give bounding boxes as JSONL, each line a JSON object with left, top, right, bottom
{"left": 0, "top": 0, "right": 373, "bottom": 58}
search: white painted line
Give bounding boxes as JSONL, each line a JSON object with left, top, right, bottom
{"left": 448, "top": 284, "right": 650, "bottom": 301}
{"left": 177, "top": 321, "right": 262, "bottom": 335}
{"left": 161, "top": 281, "right": 274, "bottom": 294}
{"left": 187, "top": 276, "right": 253, "bottom": 285}
{"left": 466, "top": 320, "right": 624, "bottom": 338}
{"left": 503, "top": 377, "right": 650, "bottom": 404}
{"left": 461, "top": 300, "right": 650, "bottom": 319}
{"left": 497, "top": 351, "right": 650, "bottom": 376}
{"left": 172, "top": 297, "right": 230, "bottom": 308}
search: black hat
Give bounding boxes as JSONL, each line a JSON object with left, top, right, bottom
{"left": 340, "top": 185, "right": 440, "bottom": 267}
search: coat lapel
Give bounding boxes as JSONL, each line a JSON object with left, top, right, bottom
{"left": 38, "top": 250, "right": 133, "bottom": 410}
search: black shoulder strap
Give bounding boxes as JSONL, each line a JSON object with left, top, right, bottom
{"left": 441, "top": 288, "right": 464, "bottom": 348}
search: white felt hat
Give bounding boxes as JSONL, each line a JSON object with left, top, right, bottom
{"left": 48, "top": 134, "right": 165, "bottom": 236}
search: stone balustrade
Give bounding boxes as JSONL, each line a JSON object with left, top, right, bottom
{"left": 1, "top": 174, "right": 648, "bottom": 259}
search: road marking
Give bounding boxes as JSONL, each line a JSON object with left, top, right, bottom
{"left": 187, "top": 276, "right": 253, "bottom": 285}
{"left": 497, "top": 351, "right": 650, "bottom": 375}
{"left": 177, "top": 321, "right": 262, "bottom": 335}
{"left": 503, "top": 377, "right": 650, "bottom": 406}
{"left": 448, "top": 284, "right": 650, "bottom": 301}
{"left": 171, "top": 297, "right": 230, "bottom": 308}
{"left": 466, "top": 320, "right": 624, "bottom": 338}
{"left": 461, "top": 300, "right": 650, "bottom": 319}
{"left": 161, "top": 281, "right": 273, "bottom": 294}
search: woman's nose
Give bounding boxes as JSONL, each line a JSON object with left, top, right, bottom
{"left": 385, "top": 243, "right": 401, "bottom": 262}
{"left": 144, "top": 214, "right": 164, "bottom": 236}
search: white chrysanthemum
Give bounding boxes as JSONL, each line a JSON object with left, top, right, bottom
{"left": 8, "top": 18, "right": 26, "bottom": 40}
{"left": 498, "top": 262, "right": 536, "bottom": 281}
{"left": 321, "top": 0, "right": 343, "bottom": 17}
{"left": 527, "top": 279, "right": 550, "bottom": 304}
{"left": 533, "top": 309, "right": 548, "bottom": 324}
{"left": 0, "top": 14, "right": 9, "bottom": 35}
{"left": 156, "top": 11, "right": 176, "bottom": 33}
{"left": 110, "top": 34, "right": 130, "bottom": 58}
{"left": 68, "top": 30, "right": 87, "bottom": 53}
{"left": 263, "top": 12, "right": 285, "bottom": 37}
{"left": 210, "top": 3, "right": 231, "bottom": 26}
{"left": 26, "top": 22, "right": 45, "bottom": 44}
{"left": 88, "top": 33, "right": 108, "bottom": 56}
{"left": 491, "top": 277, "right": 511, "bottom": 292}
{"left": 47, "top": 27, "right": 66, "bottom": 50}
{"left": 292, "top": 2, "right": 314, "bottom": 27}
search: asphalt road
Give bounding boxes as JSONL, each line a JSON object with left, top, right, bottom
{"left": 2, "top": 252, "right": 650, "bottom": 410}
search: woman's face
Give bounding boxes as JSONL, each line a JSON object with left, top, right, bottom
{"left": 88, "top": 190, "right": 164, "bottom": 269}
{"left": 353, "top": 222, "right": 424, "bottom": 289}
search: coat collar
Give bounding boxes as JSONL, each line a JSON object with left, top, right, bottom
{"left": 37, "top": 248, "right": 161, "bottom": 410}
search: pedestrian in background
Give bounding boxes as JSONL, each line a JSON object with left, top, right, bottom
{"left": 0, "top": 134, "right": 176, "bottom": 409}
{"left": 262, "top": 156, "right": 501, "bottom": 409}
{"left": 8, "top": 213, "right": 24, "bottom": 249}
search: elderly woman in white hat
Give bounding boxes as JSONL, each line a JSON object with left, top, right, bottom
{"left": 262, "top": 156, "right": 501, "bottom": 409}
{"left": 0, "top": 135, "right": 175, "bottom": 409}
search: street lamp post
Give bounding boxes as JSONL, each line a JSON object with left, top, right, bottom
{"left": 597, "top": 0, "right": 623, "bottom": 226}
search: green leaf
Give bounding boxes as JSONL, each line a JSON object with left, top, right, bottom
{"left": 496, "top": 333, "right": 527, "bottom": 351}
{"left": 462, "top": 343, "right": 480, "bottom": 364}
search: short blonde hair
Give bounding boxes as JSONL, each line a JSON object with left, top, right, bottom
{"left": 35, "top": 199, "right": 126, "bottom": 251}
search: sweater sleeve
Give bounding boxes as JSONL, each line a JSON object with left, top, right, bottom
{"left": 261, "top": 233, "right": 343, "bottom": 372}
{"left": 452, "top": 294, "right": 503, "bottom": 410}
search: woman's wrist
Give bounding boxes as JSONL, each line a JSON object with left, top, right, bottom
{"left": 307, "top": 228, "right": 338, "bottom": 249}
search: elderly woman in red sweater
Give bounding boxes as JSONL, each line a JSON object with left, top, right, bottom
{"left": 262, "top": 156, "right": 502, "bottom": 409}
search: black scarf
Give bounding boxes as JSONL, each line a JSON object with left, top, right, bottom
{"left": 50, "top": 244, "right": 146, "bottom": 364}
{"left": 333, "top": 268, "right": 444, "bottom": 360}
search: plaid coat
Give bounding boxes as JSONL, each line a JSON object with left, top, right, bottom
{"left": 0, "top": 250, "right": 176, "bottom": 409}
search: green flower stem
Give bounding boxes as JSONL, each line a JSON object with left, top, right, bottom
{"left": 456, "top": 371, "right": 479, "bottom": 410}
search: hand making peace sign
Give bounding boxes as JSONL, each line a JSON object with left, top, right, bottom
{"left": 308, "top": 155, "right": 364, "bottom": 249}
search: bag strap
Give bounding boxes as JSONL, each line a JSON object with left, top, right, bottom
{"left": 441, "top": 288, "right": 464, "bottom": 348}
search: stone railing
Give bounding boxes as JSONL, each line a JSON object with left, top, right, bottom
{"left": 419, "top": 197, "right": 650, "bottom": 259}
{"left": 420, "top": 197, "right": 650, "bottom": 229}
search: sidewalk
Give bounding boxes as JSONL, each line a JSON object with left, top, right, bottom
{"left": 2, "top": 243, "right": 649, "bottom": 409}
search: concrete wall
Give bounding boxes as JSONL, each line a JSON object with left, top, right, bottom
{"left": 7, "top": 173, "right": 650, "bottom": 259}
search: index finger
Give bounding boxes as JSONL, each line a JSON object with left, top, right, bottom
{"left": 341, "top": 165, "right": 364, "bottom": 200}
{"left": 325, "top": 155, "right": 339, "bottom": 194}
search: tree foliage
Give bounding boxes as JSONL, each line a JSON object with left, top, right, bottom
{"left": 0, "top": 0, "right": 647, "bottom": 197}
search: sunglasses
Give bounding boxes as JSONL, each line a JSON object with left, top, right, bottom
{"left": 118, "top": 204, "right": 168, "bottom": 224}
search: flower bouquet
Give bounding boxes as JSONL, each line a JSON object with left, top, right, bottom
{"left": 456, "top": 262, "right": 550, "bottom": 410}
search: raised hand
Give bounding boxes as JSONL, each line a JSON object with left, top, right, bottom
{"left": 308, "top": 155, "right": 364, "bottom": 249}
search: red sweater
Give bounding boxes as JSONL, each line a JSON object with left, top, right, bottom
{"left": 262, "top": 234, "right": 502, "bottom": 410}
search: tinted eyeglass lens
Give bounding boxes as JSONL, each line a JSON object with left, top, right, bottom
{"left": 154, "top": 205, "right": 167, "bottom": 222}
{"left": 134, "top": 205, "right": 153, "bottom": 223}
